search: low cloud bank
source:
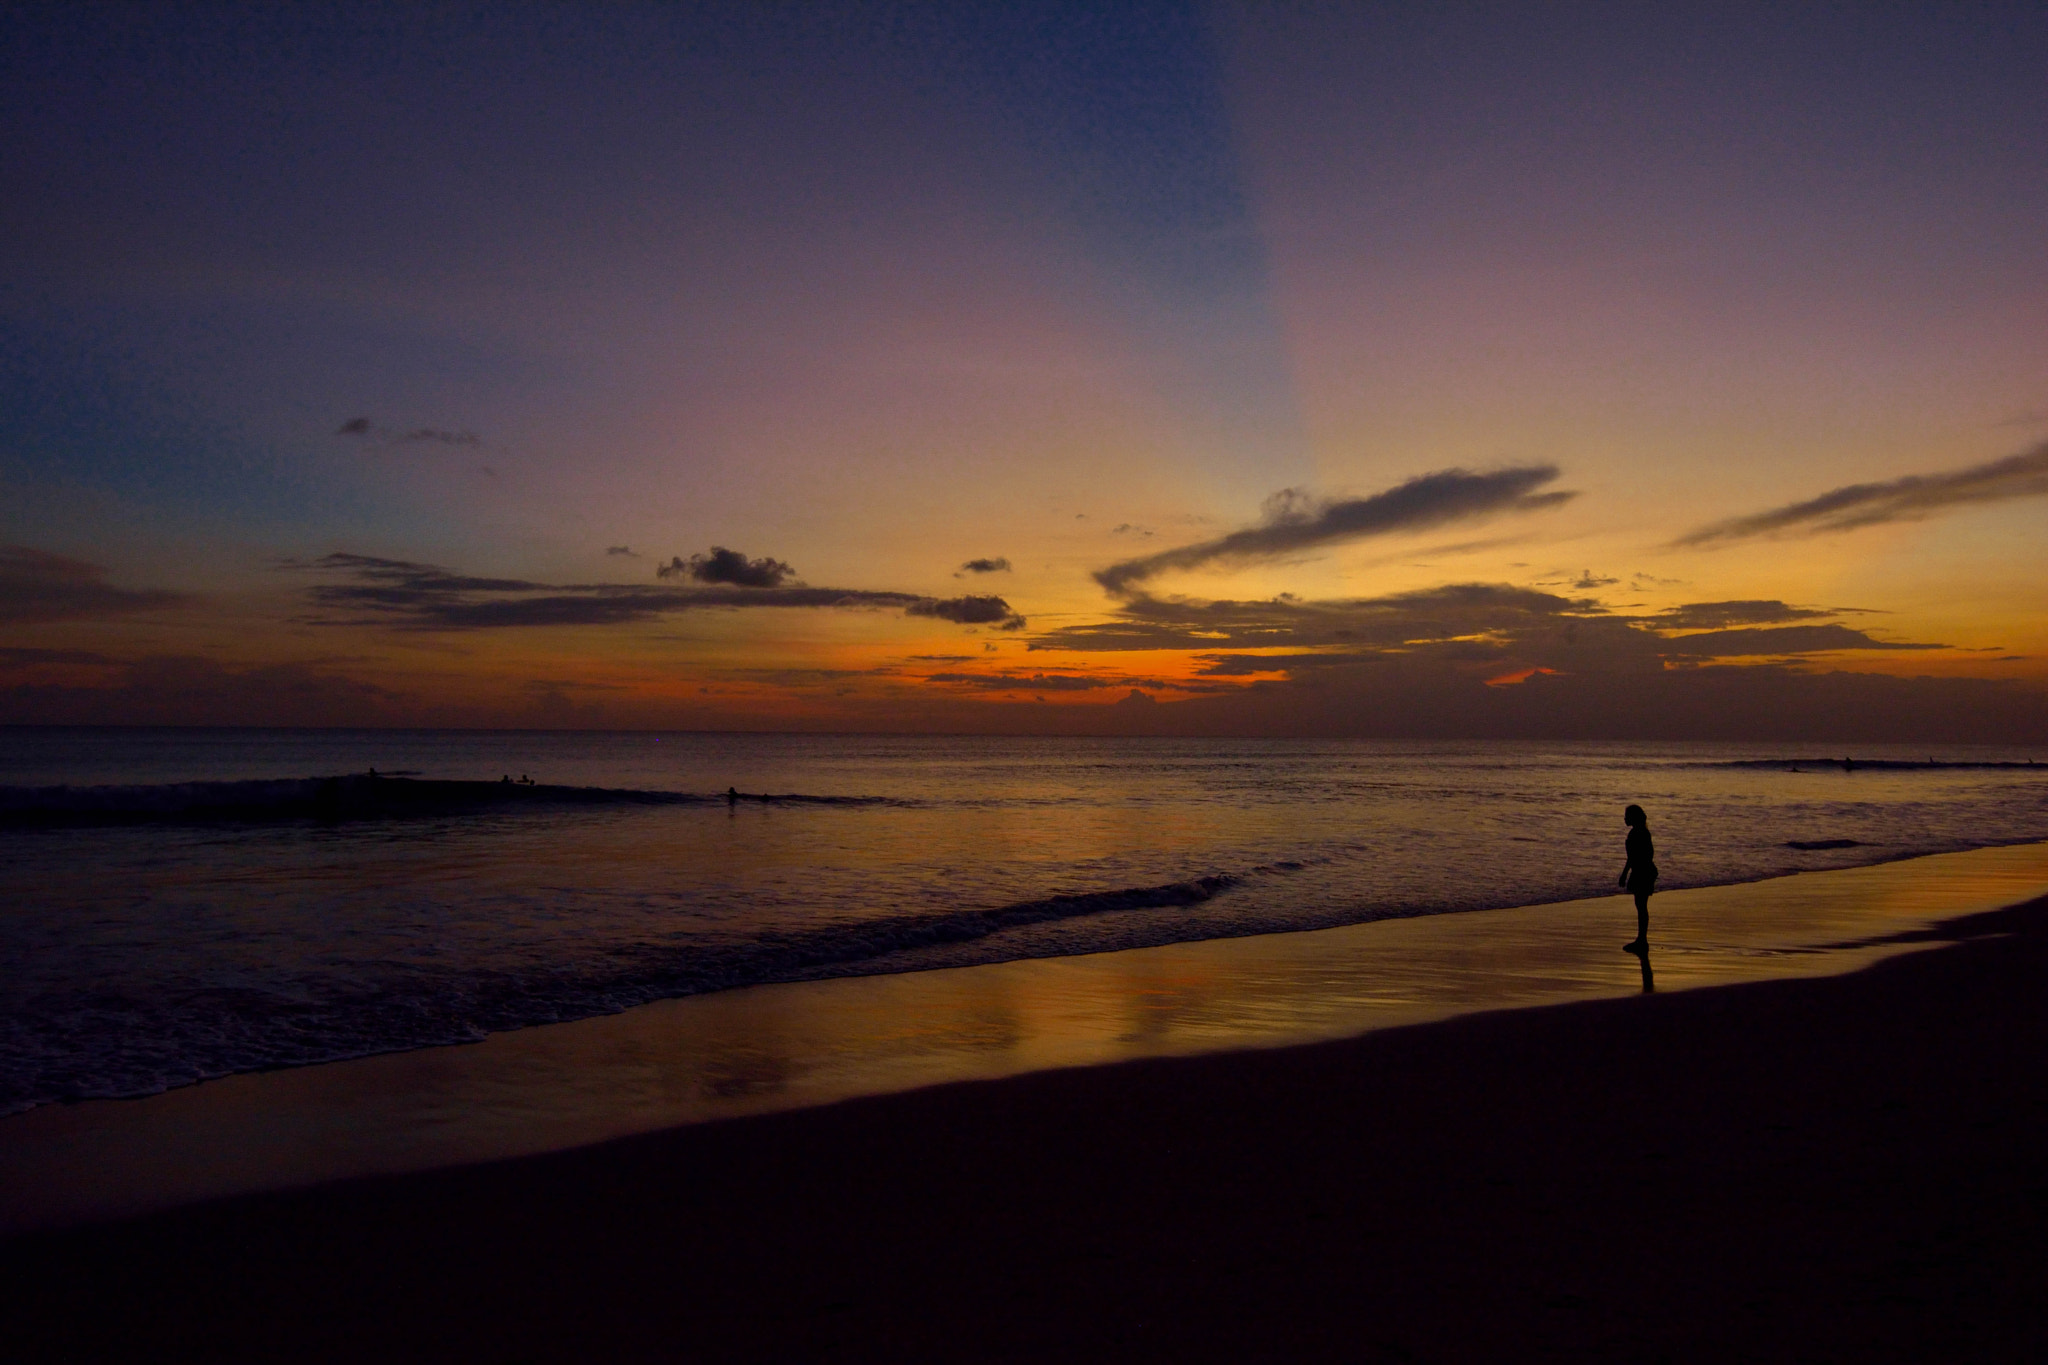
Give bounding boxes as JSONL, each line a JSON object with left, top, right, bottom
{"left": 1033, "top": 584, "right": 1944, "bottom": 672}
{"left": 1, "top": 545, "right": 188, "bottom": 623}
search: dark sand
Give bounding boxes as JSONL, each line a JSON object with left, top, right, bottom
{"left": 7, "top": 896, "right": 2047, "bottom": 1363}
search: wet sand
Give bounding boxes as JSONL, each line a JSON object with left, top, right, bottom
{"left": 5, "top": 874, "right": 2048, "bottom": 1359}
{"left": 8, "top": 841, "right": 2048, "bottom": 1234}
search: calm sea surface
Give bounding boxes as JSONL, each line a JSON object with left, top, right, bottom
{"left": 4, "top": 728, "right": 2046, "bottom": 1115}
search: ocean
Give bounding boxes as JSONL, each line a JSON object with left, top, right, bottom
{"left": 4, "top": 727, "right": 2046, "bottom": 1117}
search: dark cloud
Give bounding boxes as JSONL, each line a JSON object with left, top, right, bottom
{"left": 926, "top": 672, "right": 1131, "bottom": 692}
{"left": 922, "top": 671, "right": 1233, "bottom": 696}
{"left": 293, "top": 552, "right": 1017, "bottom": 632}
{"left": 1094, "top": 660, "right": 2048, "bottom": 745}
{"left": 958, "top": 557, "right": 1011, "bottom": 574}
{"left": 1648, "top": 600, "right": 1841, "bottom": 630}
{"left": 1572, "top": 571, "right": 1619, "bottom": 588}
{"left": 906, "top": 595, "right": 1026, "bottom": 629}
{"left": 1094, "top": 466, "right": 1575, "bottom": 597}
{"left": 0, "top": 647, "right": 116, "bottom": 667}
{"left": 1036, "top": 583, "right": 1602, "bottom": 654}
{"left": 294, "top": 552, "right": 542, "bottom": 611}
{"left": 1192, "top": 652, "right": 1382, "bottom": 676}
{"left": 716, "top": 668, "right": 867, "bottom": 687}
{"left": 657, "top": 547, "right": 796, "bottom": 588}
{"left": 334, "top": 418, "right": 480, "bottom": 446}
{"left": 1677, "top": 440, "right": 2048, "bottom": 545}
{"left": 1, "top": 655, "right": 402, "bottom": 727}
{"left": 523, "top": 678, "right": 628, "bottom": 692}
{"left": 1031, "top": 582, "right": 1953, "bottom": 706}
{"left": 1655, "top": 625, "right": 1944, "bottom": 656}
{"left": 606, "top": 546, "right": 640, "bottom": 558}
{"left": 0, "top": 545, "right": 189, "bottom": 623}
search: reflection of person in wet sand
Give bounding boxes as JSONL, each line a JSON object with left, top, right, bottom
{"left": 1619, "top": 803, "right": 1657, "bottom": 954}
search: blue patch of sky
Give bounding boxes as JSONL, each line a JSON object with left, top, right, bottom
{"left": 0, "top": 2, "right": 1313, "bottom": 524}
{"left": 0, "top": 305, "right": 428, "bottom": 549}
{"left": 911, "top": 1, "right": 1264, "bottom": 302}
{"left": 882, "top": 1, "right": 1306, "bottom": 495}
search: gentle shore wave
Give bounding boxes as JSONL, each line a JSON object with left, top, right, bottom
{"left": 6, "top": 840, "right": 2046, "bottom": 1236}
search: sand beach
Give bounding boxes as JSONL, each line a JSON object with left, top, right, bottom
{"left": 6, "top": 844, "right": 2048, "bottom": 1361}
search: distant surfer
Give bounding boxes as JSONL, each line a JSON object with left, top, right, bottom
{"left": 1620, "top": 804, "right": 1657, "bottom": 953}
{"left": 727, "top": 786, "right": 740, "bottom": 807}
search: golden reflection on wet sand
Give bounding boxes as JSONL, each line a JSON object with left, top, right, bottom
{"left": 5, "top": 841, "right": 2047, "bottom": 1233}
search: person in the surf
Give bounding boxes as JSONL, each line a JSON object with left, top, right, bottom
{"left": 1619, "top": 804, "right": 1657, "bottom": 953}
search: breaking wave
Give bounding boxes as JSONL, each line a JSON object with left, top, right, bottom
{"left": 0, "top": 776, "right": 900, "bottom": 827}
{"left": 0, "top": 870, "right": 1250, "bottom": 1113}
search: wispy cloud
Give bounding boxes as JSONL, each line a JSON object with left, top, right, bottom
{"left": 1094, "top": 467, "right": 1575, "bottom": 597}
{"left": 605, "top": 545, "right": 640, "bottom": 558}
{"left": 0, "top": 546, "right": 189, "bottom": 623}
{"left": 1676, "top": 440, "right": 2048, "bottom": 545}
{"left": 1647, "top": 600, "right": 1860, "bottom": 630}
{"left": 957, "top": 557, "right": 1011, "bottom": 574}
{"left": 1654, "top": 624, "right": 1943, "bottom": 655}
{"left": 335, "top": 418, "right": 482, "bottom": 446}
{"left": 291, "top": 552, "right": 1023, "bottom": 632}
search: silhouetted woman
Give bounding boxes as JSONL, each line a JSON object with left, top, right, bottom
{"left": 1619, "top": 804, "right": 1657, "bottom": 953}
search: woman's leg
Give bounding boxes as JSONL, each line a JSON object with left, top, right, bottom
{"left": 1633, "top": 890, "right": 1650, "bottom": 944}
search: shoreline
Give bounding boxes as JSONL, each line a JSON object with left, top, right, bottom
{"left": 6, "top": 883, "right": 2048, "bottom": 1359}
{"left": 5, "top": 840, "right": 2048, "bottom": 1237}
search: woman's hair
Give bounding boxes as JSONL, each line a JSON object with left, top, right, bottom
{"left": 1624, "top": 804, "right": 1646, "bottom": 826}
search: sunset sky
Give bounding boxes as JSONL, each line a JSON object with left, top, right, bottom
{"left": 4, "top": 2, "right": 2045, "bottom": 739}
